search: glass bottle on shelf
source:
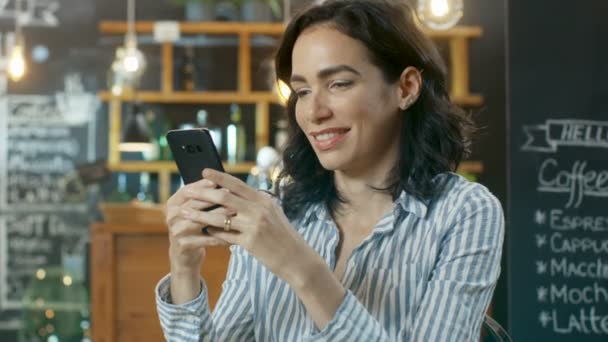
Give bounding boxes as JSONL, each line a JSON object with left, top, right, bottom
{"left": 226, "top": 104, "right": 246, "bottom": 164}
{"left": 107, "top": 173, "right": 131, "bottom": 203}
{"left": 275, "top": 119, "right": 288, "bottom": 151}
{"left": 143, "top": 109, "right": 160, "bottom": 161}
{"left": 136, "top": 172, "right": 154, "bottom": 203}
{"left": 181, "top": 45, "right": 196, "bottom": 91}
{"left": 158, "top": 114, "right": 173, "bottom": 161}
{"left": 197, "top": 109, "right": 222, "bottom": 152}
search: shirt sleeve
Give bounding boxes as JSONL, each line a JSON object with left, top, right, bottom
{"left": 304, "top": 183, "right": 504, "bottom": 341}
{"left": 302, "top": 290, "right": 390, "bottom": 341}
{"left": 155, "top": 245, "right": 255, "bottom": 342}
{"left": 408, "top": 185, "right": 505, "bottom": 341}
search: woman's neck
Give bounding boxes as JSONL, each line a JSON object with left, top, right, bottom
{"left": 333, "top": 169, "right": 395, "bottom": 221}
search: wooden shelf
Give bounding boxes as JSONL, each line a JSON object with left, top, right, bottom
{"left": 98, "top": 91, "right": 279, "bottom": 104}
{"left": 100, "top": 21, "right": 285, "bottom": 35}
{"left": 108, "top": 160, "right": 481, "bottom": 177}
{"left": 452, "top": 94, "right": 483, "bottom": 107}
{"left": 99, "top": 90, "right": 481, "bottom": 106}
{"left": 100, "top": 20, "right": 484, "bottom": 204}
{"left": 457, "top": 161, "right": 484, "bottom": 174}
{"left": 99, "top": 21, "right": 482, "bottom": 39}
{"left": 107, "top": 161, "right": 255, "bottom": 174}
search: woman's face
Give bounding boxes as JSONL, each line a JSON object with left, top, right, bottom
{"left": 291, "top": 25, "right": 403, "bottom": 175}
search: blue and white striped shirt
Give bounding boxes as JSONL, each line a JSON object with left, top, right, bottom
{"left": 156, "top": 173, "right": 504, "bottom": 341}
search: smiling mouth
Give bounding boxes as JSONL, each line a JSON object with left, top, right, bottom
{"left": 311, "top": 129, "right": 350, "bottom": 151}
{"left": 314, "top": 131, "right": 346, "bottom": 141}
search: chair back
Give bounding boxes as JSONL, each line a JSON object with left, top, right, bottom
{"left": 481, "top": 315, "right": 512, "bottom": 342}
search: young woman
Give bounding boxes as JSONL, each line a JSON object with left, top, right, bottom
{"left": 156, "top": 1, "right": 504, "bottom": 341}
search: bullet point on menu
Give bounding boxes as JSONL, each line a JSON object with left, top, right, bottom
{"left": 535, "top": 234, "right": 547, "bottom": 248}
{"left": 539, "top": 311, "right": 551, "bottom": 328}
{"left": 536, "top": 260, "right": 547, "bottom": 274}
{"left": 536, "top": 286, "right": 548, "bottom": 302}
{"left": 534, "top": 210, "right": 547, "bottom": 225}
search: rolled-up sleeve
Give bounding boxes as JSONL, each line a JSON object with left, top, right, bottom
{"left": 155, "top": 245, "right": 255, "bottom": 341}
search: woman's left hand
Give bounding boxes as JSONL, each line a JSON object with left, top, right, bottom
{"left": 178, "top": 168, "right": 315, "bottom": 285}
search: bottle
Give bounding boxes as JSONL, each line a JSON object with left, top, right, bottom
{"left": 136, "top": 172, "right": 154, "bottom": 203}
{"left": 226, "top": 104, "right": 246, "bottom": 164}
{"left": 158, "top": 115, "right": 173, "bottom": 160}
{"left": 246, "top": 146, "right": 279, "bottom": 190}
{"left": 143, "top": 109, "right": 160, "bottom": 161}
{"left": 181, "top": 45, "right": 196, "bottom": 91}
{"left": 197, "top": 109, "right": 222, "bottom": 152}
{"left": 275, "top": 119, "right": 288, "bottom": 151}
{"left": 107, "top": 173, "right": 131, "bottom": 203}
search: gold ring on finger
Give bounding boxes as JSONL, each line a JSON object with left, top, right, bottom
{"left": 224, "top": 216, "right": 232, "bottom": 232}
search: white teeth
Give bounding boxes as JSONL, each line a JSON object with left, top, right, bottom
{"left": 315, "top": 132, "right": 341, "bottom": 141}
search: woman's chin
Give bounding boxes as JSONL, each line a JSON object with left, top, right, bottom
{"left": 317, "top": 157, "right": 346, "bottom": 172}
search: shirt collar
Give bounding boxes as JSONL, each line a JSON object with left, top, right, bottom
{"left": 307, "top": 189, "right": 429, "bottom": 226}
{"left": 395, "top": 190, "right": 429, "bottom": 219}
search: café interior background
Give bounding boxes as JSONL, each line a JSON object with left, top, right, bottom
{"left": 0, "top": 0, "right": 606, "bottom": 341}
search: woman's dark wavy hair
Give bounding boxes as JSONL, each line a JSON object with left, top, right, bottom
{"left": 273, "top": 0, "right": 475, "bottom": 220}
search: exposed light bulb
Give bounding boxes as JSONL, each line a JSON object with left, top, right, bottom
{"left": 123, "top": 53, "right": 140, "bottom": 73}
{"left": 417, "top": 0, "right": 463, "bottom": 30}
{"left": 431, "top": 0, "right": 449, "bottom": 17}
{"left": 8, "top": 44, "right": 26, "bottom": 81}
{"left": 108, "top": 0, "right": 146, "bottom": 96}
{"left": 121, "top": 36, "right": 145, "bottom": 74}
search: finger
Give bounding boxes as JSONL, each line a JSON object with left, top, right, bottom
{"left": 208, "top": 205, "right": 237, "bottom": 217}
{"left": 167, "top": 178, "right": 216, "bottom": 207}
{"left": 183, "top": 198, "right": 216, "bottom": 211}
{"left": 185, "top": 178, "right": 218, "bottom": 194}
{"left": 168, "top": 204, "right": 236, "bottom": 236}
{"left": 181, "top": 207, "right": 244, "bottom": 233}
{"left": 166, "top": 202, "right": 220, "bottom": 229}
{"left": 184, "top": 186, "right": 249, "bottom": 214}
{"left": 165, "top": 205, "right": 185, "bottom": 228}
{"left": 203, "top": 168, "right": 258, "bottom": 201}
{"left": 174, "top": 234, "right": 230, "bottom": 251}
{"left": 206, "top": 227, "right": 240, "bottom": 245}
{"left": 170, "top": 219, "right": 205, "bottom": 239}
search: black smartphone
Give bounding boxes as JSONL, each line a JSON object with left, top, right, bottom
{"left": 166, "top": 128, "right": 225, "bottom": 185}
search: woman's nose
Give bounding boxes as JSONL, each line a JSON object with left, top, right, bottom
{"left": 309, "top": 91, "right": 332, "bottom": 123}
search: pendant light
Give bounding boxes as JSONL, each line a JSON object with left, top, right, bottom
{"left": 7, "top": 0, "right": 26, "bottom": 81}
{"left": 416, "top": 0, "right": 463, "bottom": 30}
{"left": 109, "top": 0, "right": 146, "bottom": 96}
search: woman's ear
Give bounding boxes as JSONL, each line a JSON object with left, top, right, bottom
{"left": 397, "top": 66, "right": 422, "bottom": 110}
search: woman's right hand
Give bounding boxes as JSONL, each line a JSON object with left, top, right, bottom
{"left": 164, "top": 178, "right": 231, "bottom": 303}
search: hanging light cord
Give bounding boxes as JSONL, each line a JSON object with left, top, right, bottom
{"left": 283, "top": 0, "right": 290, "bottom": 23}
{"left": 127, "top": 0, "right": 135, "bottom": 41}
{"left": 15, "top": 0, "right": 22, "bottom": 40}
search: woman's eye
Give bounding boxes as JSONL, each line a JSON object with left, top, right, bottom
{"left": 295, "top": 89, "right": 311, "bottom": 98}
{"left": 330, "top": 81, "right": 352, "bottom": 90}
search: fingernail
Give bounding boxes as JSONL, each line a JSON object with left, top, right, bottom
{"left": 201, "top": 179, "right": 213, "bottom": 187}
{"left": 203, "top": 168, "right": 216, "bottom": 177}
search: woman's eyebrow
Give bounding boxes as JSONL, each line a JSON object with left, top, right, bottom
{"left": 290, "top": 64, "right": 361, "bottom": 84}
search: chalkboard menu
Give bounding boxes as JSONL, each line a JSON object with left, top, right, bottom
{"left": 508, "top": 0, "right": 608, "bottom": 340}
{"left": 0, "top": 78, "right": 100, "bottom": 329}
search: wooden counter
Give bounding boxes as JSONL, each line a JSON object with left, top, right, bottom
{"left": 90, "top": 221, "right": 230, "bottom": 342}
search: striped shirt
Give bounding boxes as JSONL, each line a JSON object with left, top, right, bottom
{"left": 156, "top": 172, "right": 504, "bottom": 341}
